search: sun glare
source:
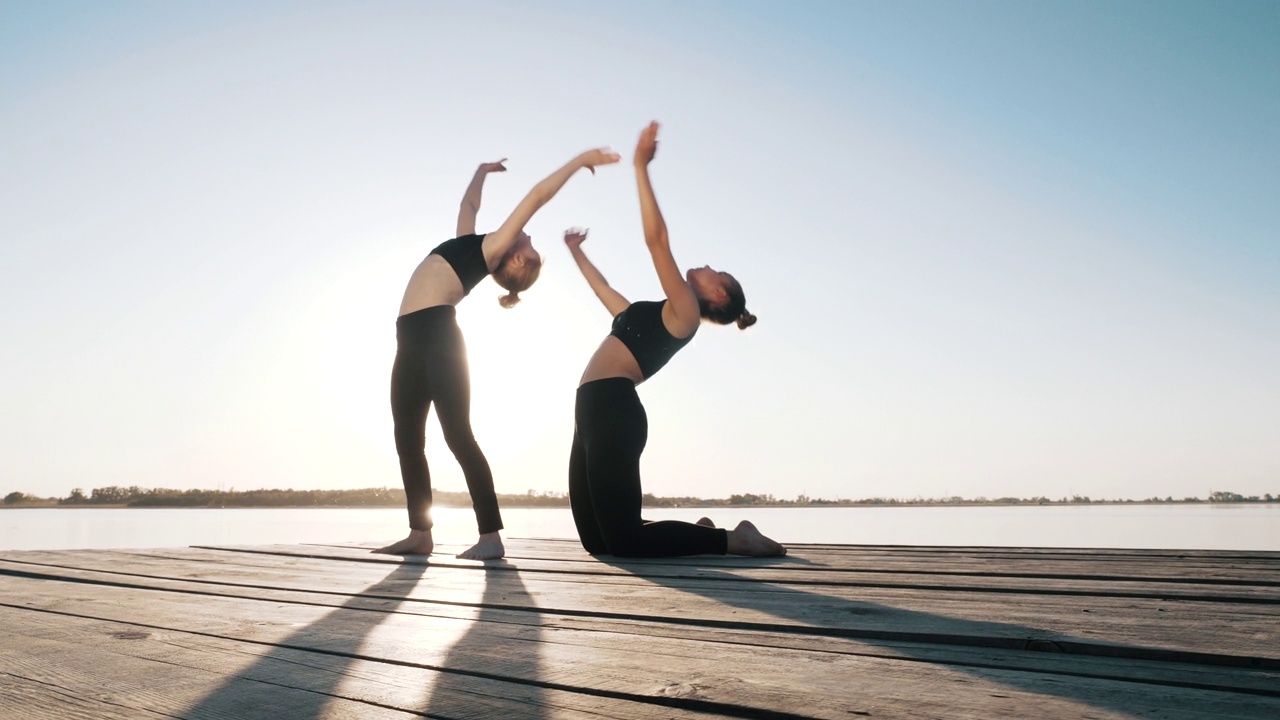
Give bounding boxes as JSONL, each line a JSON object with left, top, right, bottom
{"left": 456, "top": 288, "right": 584, "bottom": 466}
{"left": 262, "top": 243, "right": 619, "bottom": 494}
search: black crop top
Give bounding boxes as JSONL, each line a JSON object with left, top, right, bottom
{"left": 610, "top": 300, "right": 696, "bottom": 379}
{"left": 429, "top": 234, "right": 490, "bottom": 295}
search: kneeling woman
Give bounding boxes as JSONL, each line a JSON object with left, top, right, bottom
{"left": 564, "top": 122, "right": 785, "bottom": 558}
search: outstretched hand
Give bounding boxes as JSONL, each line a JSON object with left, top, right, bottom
{"left": 634, "top": 121, "right": 659, "bottom": 166}
{"left": 479, "top": 158, "right": 508, "bottom": 174}
{"left": 563, "top": 227, "right": 588, "bottom": 249}
{"left": 576, "top": 148, "right": 621, "bottom": 175}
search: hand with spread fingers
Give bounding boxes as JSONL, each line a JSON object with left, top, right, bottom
{"left": 634, "top": 121, "right": 659, "bottom": 166}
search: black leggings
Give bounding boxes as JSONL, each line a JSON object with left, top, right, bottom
{"left": 569, "top": 378, "right": 728, "bottom": 557}
{"left": 391, "top": 306, "right": 502, "bottom": 534}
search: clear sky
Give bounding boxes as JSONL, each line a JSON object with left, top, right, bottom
{"left": 2, "top": 1, "right": 1277, "bottom": 502}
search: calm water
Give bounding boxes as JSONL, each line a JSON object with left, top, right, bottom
{"left": 1, "top": 504, "right": 1277, "bottom": 551}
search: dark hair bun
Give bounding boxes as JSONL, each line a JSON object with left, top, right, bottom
{"left": 498, "top": 291, "right": 521, "bottom": 309}
{"left": 736, "top": 311, "right": 757, "bottom": 330}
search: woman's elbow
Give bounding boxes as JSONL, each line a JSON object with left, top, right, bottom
{"left": 643, "top": 233, "right": 670, "bottom": 249}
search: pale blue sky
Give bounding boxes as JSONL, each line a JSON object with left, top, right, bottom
{"left": 2, "top": 1, "right": 1276, "bottom": 502}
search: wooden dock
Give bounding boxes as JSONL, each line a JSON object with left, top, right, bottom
{"left": 1, "top": 539, "right": 1278, "bottom": 719}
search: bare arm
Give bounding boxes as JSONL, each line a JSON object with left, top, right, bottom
{"left": 633, "top": 122, "right": 700, "bottom": 337}
{"left": 456, "top": 158, "right": 507, "bottom": 237}
{"left": 564, "top": 228, "right": 630, "bottom": 316}
{"left": 481, "top": 148, "right": 620, "bottom": 267}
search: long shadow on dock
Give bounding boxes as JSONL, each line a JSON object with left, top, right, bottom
{"left": 598, "top": 557, "right": 1274, "bottom": 718}
{"left": 423, "top": 564, "right": 547, "bottom": 719}
{"left": 182, "top": 562, "right": 427, "bottom": 720}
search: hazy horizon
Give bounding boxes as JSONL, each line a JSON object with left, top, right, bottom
{"left": 3, "top": 1, "right": 1277, "bottom": 503}
{"left": 5, "top": 482, "right": 1276, "bottom": 506}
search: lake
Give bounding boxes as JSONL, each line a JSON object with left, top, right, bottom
{"left": 1, "top": 504, "right": 1277, "bottom": 552}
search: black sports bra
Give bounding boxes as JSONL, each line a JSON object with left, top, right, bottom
{"left": 610, "top": 300, "right": 696, "bottom": 380}
{"left": 429, "top": 234, "right": 489, "bottom": 295}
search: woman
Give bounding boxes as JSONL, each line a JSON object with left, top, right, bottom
{"left": 376, "top": 147, "right": 620, "bottom": 560}
{"left": 564, "top": 122, "right": 785, "bottom": 558}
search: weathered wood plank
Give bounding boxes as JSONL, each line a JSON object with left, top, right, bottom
{"left": 781, "top": 542, "right": 1280, "bottom": 559}
{"left": 312, "top": 541, "right": 1280, "bottom": 586}
{"left": 1, "top": 674, "right": 184, "bottom": 720}
{"left": 427, "top": 536, "right": 1280, "bottom": 563}
{"left": 5, "top": 575, "right": 1279, "bottom": 719}
{"left": 0, "top": 632, "right": 425, "bottom": 720}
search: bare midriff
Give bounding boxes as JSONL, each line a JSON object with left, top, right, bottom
{"left": 578, "top": 335, "right": 644, "bottom": 386}
{"left": 398, "top": 255, "right": 465, "bottom": 316}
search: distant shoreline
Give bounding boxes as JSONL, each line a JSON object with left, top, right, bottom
{"left": 4, "top": 500, "right": 1277, "bottom": 510}
{"left": 4, "top": 486, "right": 1275, "bottom": 510}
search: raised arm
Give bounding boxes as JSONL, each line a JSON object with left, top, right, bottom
{"left": 481, "top": 148, "right": 620, "bottom": 268}
{"left": 456, "top": 158, "right": 507, "bottom": 237}
{"left": 633, "top": 122, "right": 700, "bottom": 338}
{"left": 564, "top": 228, "right": 630, "bottom": 316}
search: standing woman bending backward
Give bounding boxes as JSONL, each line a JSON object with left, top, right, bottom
{"left": 564, "top": 122, "right": 785, "bottom": 557}
{"left": 376, "top": 148, "right": 620, "bottom": 560}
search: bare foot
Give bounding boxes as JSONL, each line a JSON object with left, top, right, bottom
{"left": 726, "top": 520, "right": 786, "bottom": 557}
{"left": 456, "top": 531, "right": 505, "bottom": 560}
{"left": 696, "top": 517, "right": 716, "bottom": 528}
{"left": 372, "top": 529, "right": 433, "bottom": 555}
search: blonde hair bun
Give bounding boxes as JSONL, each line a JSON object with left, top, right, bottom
{"left": 498, "top": 292, "right": 522, "bottom": 309}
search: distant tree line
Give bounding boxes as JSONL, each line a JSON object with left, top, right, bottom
{"left": 0, "top": 486, "right": 566, "bottom": 509}
{"left": 2, "top": 487, "right": 1277, "bottom": 509}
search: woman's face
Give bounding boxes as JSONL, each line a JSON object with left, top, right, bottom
{"left": 686, "top": 265, "right": 731, "bottom": 305}
{"left": 512, "top": 231, "right": 539, "bottom": 265}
